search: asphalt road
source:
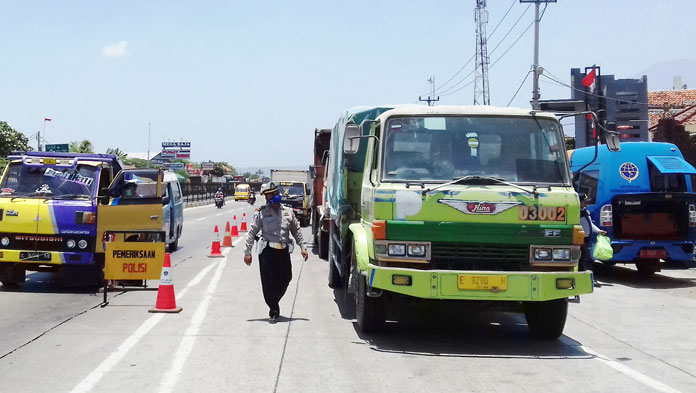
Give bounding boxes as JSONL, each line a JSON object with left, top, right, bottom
{"left": 0, "top": 201, "right": 695, "bottom": 393}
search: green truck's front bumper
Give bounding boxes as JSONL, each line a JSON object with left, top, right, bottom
{"left": 367, "top": 264, "right": 593, "bottom": 301}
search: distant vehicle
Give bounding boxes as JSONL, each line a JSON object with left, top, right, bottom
{"left": 235, "top": 184, "right": 250, "bottom": 201}
{"left": 162, "top": 171, "right": 184, "bottom": 252}
{"left": 310, "top": 128, "right": 332, "bottom": 259}
{"left": 570, "top": 142, "right": 696, "bottom": 274}
{"left": 270, "top": 169, "right": 312, "bottom": 227}
{"left": 233, "top": 175, "right": 246, "bottom": 183}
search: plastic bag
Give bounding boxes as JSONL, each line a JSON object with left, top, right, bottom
{"left": 592, "top": 234, "right": 614, "bottom": 261}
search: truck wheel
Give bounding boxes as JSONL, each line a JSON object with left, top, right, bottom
{"left": 169, "top": 229, "right": 179, "bottom": 252}
{"left": 318, "top": 230, "right": 329, "bottom": 260}
{"left": 523, "top": 298, "right": 568, "bottom": 339}
{"left": 355, "top": 272, "right": 385, "bottom": 333}
{"left": 328, "top": 225, "right": 342, "bottom": 288}
{"left": 636, "top": 260, "right": 657, "bottom": 276}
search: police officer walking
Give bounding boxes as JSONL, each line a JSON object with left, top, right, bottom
{"left": 244, "top": 182, "right": 308, "bottom": 323}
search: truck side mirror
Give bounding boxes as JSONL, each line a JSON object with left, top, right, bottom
{"left": 309, "top": 165, "right": 317, "bottom": 179}
{"left": 162, "top": 195, "right": 170, "bottom": 205}
{"left": 343, "top": 124, "right": 361, "bottom": 155}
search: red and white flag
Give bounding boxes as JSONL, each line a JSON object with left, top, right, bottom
{"left": 44, "top": 118, "right": 52, "bottom": 121}
{"left": 581, "top": 68, "right": 596, "bottom": 88}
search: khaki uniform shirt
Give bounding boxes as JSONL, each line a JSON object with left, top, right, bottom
{"left": 244, "top": 204, "right": 306, "bottom": 255}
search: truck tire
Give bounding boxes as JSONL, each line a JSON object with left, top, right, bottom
{"left": 169, "top": 228, "right": 180, "bottom": 252}
{"left": 328, "top": 224, "right": 342, "bottom": 288}
{"left": 355, "top": 272, "right": 385, "bottom": 333}
{"left": 523, "top": 298, "right": 568, "bottom": 339}
{"left": 318, "top": 229, "right": 329, "bottom": 261}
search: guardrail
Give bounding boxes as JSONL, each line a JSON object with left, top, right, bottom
{"left": 181, "top": 182, "right": 236, "bottom": 203}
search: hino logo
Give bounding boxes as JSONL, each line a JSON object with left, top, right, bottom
{"left": 439, "top": 200, "right": 521, "bottom": 215}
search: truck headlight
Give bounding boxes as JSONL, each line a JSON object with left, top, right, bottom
{"left": 66, "top": 239, "right": 76, "bottom": 249}
{"left": 1, "top": 237, "right": 9, "bottom": 247}
{"left": 534, "top": 248, "right": 552, "bottom": 260}
{"left": 78, "top": 240, "right": 88, "bottom": 249}
{"left": 388, "top": 244, "right": 406, "bottom": 256}
{"left": 407, "top": 244, "right": 426, "bottom": 257}
{"left": 552, "top": 248, "right": 571, "bottom": 261}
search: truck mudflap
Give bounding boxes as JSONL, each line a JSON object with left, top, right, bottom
{"left": 366, "top": 264, "right": 593, "bottom": 301}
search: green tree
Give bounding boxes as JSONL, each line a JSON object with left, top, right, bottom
{"left": 69, "top": 140, "right": 94, "bottom": 153}
{"left": 122, "top": 157, "right": 150, "bottom": 168}
{"left": 175, "top": 169, "right": 189, "bottom": 180}
{"left": 0, "top": 121, "right": 31, "bottom": 156}
{"left": 212, "top": 163, "right": 225, "bottom": 177}
{"left": 242, "top": 172, "right": 252, "bottom": 179}
{"left": 106, "top": 147, "right": 128, "bottom": 160}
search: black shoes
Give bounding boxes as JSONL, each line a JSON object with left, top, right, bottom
{"left": 269, "top": 315, "right": 279, "bottom": 324}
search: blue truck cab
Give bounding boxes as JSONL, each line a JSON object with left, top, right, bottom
{"left": 569, "top": 142, "right": 696, "bottom": 273}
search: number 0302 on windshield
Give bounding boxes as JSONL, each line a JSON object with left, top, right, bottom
{"left": 518, "top": 206, "right": 566, "bottom": 222}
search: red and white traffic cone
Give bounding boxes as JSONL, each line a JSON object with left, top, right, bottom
{"left": 222, "top": 221, "right": 233, "bottom": 247}
{"left": 230, "top": 215, "right": 239, "bottom": 237}
{"left": 208, "top": 225, "right": 224, "bottom": 257}
{"left": 240, "top": 213, "right": 248, "bottom": 232}
{"left": 149, "top": 253, "right": 183, "bottom": 313}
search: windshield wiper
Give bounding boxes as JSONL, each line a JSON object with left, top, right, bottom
{"left": 421, "top": 175, "right": 538, "bottom": 197}
{"left": 48, "top": 194, "right": 92, "bottom": 200}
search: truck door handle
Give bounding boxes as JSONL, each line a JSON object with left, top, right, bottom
{"left": 150, "top": 215, "right": 159, "bottom": 220}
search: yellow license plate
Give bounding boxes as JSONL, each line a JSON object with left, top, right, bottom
{"left": 43, "top": 158, "right": 57, "bottom": 165}
{"left": 457, "top": 275, "right": 508, "bottom": 291}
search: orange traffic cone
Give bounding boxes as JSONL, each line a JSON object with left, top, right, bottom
{"left": 149, "top": 253, "right": 183, "bottom": 313}
{"left": 240, "top": 213, "right": 248, "bottom": 232}
{"left": 222, "top": 221, "right": 233, "bottom": 248}
{"left": 208, "top": 225, "right": 224, "bottom": 258}
{"left": 230, "top": 215, "right": 240, "bottom": 237}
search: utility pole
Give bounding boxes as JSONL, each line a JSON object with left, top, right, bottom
{"left": 418, "top": 76, "right": 439, "bottom": 106}
{"left": 37, "top": 131, "right": 41, "bottom": 152}
{"left": 523, "top": 0, "right": 556, "bottom": 109}
{"left": 147, "top": 121, "right": 151, "bottom": 160}
{"left": 474, "top": 0, "right": 490, "bottom": 105}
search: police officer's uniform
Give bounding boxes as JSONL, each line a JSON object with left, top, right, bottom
{"left": 245, "top": 184, "right": 306, "bottom": 320}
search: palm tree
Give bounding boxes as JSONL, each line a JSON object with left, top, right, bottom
{"left": 69, "top": 140, "right": 94, "bottom": 153}
{"left": 106, "top": 147, "right": 128, "bottom": 160}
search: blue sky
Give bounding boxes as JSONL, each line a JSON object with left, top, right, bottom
{"left": 1, "top": 1, "right": 694, "bottom": 167}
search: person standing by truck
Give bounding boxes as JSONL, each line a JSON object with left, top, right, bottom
{"left": 579, "top": 194, "right": 604, "bottom": 287}
{"left": 243, "top": 182, "right": 308, "bottom": 323}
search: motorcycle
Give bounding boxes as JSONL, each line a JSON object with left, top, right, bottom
{"left": 215, "top": 197, "right": 224, "bottom": 209}
{"left": 248, "top": 193, "right": 256, "bottom": 205}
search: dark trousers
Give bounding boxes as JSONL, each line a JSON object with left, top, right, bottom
{"left": 259, "top": 246, "right": 292, "bottom": 318}
{"left": 580, "top": 238, "right": 593, "bottom": 272}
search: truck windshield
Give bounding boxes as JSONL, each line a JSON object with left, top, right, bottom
{"left": 382, "top": 115, "right": 569, "bottom": 184}
{"left": 0, "top": 163, "right": 98, "bottom": 198}
{"left": 279, "top": 184, "right": 304, "bottom": 197}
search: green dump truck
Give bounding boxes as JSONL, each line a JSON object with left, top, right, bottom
{"left": 324, "top": 105, "right": 593, "bottom": 338}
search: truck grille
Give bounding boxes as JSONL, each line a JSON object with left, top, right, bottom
{"left": 431, "top": 242, "right": 530, "bottom": 271}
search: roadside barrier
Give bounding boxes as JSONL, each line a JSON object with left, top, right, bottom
{"left": 149, "top": 253, "right": 183, "bottom": 313}
{"left": 208, "top": 225, "right": 224, "bottom": 258}
{"left": 222, "top": 221, "right": 233, "bottom": 248}
{"left": 231, "top": 215, "right": 240, "bottom": 237}
{"left": 240, "top": 213, "right": 248, "bottom": 232}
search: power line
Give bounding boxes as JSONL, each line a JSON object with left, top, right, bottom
{"left": 540, "top": 73, "right": 651, "bottom": 106}
{"left": 488, "top": 3, "right": 532, "bottom": 56}
{"left": 421, "top": 0, "right": 521, "bottom": 97}
{"left": 507, "top": 68, "right": 532, "bottom": 107}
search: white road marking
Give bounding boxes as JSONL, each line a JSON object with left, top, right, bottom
{"left": 158, "top": 247, "right": 228, "bottom": 392}
{"left": 195, "top": 217, "right": 207, "bottom": 221}
{"left": 581, "top": 346, "right": 682, "bottom": 393}
{"left": 69, "top": 254, "right": 225, "bottom": 393}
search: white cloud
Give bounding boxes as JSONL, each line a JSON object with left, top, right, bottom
{"left": 101, "top": 41, "right": 129, "bottom": 59}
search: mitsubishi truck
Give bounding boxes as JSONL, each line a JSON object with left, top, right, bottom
{"left": 0, "top": 152, "right": 166, "bottom": 287}
{"left": 270, "top": 169, "right": 312, "bottom": 227}
{"left": 310, "top": 128, "right": 332, "bottom": 259}
{"left": 570, "top": 142, "right": 696, "bottom": 275}
{"left": 325, "top": 105, "right": 596, "bottom": 338}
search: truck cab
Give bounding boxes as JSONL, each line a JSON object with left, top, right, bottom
{"left": 0, "top": 152, "right": 164, "bottom": 286}
{"left": 570, "top": 142, "right": 696, "bottom": 274}
{"left": 327, "top": 105, "right": 593, "bottom": 338}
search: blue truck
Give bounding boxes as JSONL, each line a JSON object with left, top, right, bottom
{"left": 569, "top": 142, "right": 696, "bottom": 274}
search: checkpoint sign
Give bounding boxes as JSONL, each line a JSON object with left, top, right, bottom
{"left": 105, "top": 242, "right": 165, "bottom": 280}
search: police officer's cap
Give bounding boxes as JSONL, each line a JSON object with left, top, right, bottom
{"left": 260, "top": 182, "right": 278, "bottom": 195}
